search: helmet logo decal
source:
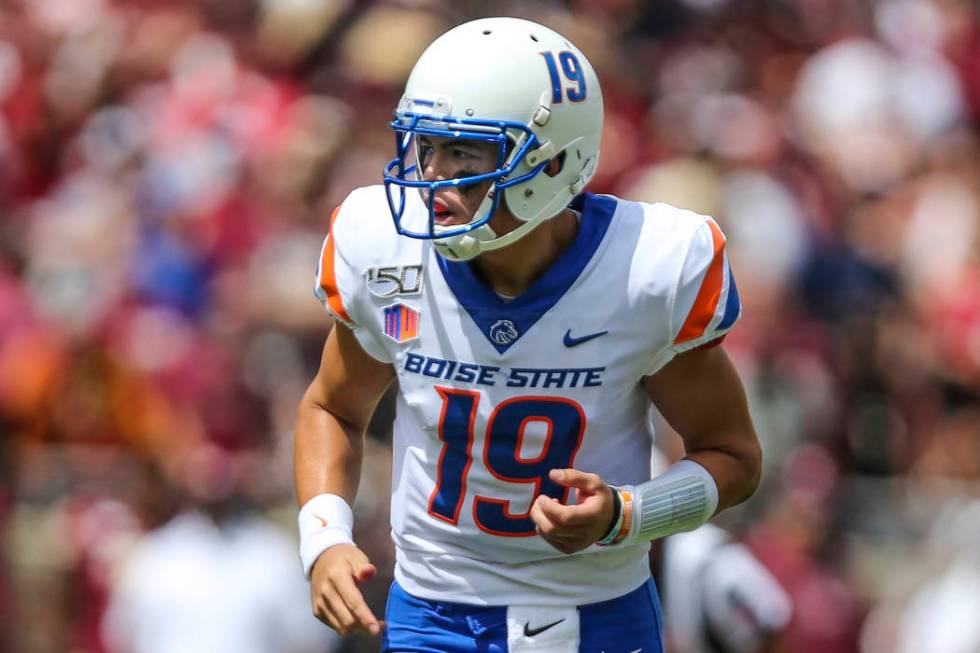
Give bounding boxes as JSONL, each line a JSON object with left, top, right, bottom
{"left": 489, "top": 319, "right": 519, "bottom": 345}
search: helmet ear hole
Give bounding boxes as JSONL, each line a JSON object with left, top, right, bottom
{"left": 543, "top": 151, "right": 566, "bottom": 178}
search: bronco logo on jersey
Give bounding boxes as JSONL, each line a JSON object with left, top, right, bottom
{"left": 383, "top": 303, "right": 420, "bottom": 343}
{"left": 489, "top": 319, "right": 519, "bottom": 345}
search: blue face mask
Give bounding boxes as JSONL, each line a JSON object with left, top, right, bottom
{"left": 383, "top": 111, "right": 546, "bottom": 241}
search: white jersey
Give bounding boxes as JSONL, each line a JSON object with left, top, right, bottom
{"left": 314, "top": 186, "right": 741, "bottom": 606}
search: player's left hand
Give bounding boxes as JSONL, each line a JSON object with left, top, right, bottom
{"left": 530, "top": 469, "right": 616, "bottom": 554}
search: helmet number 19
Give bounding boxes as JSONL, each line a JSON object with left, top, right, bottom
{"left": 540, "top": 51, "right": 588, "bottom": 104}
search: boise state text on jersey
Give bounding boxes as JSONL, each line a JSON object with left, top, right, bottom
{"left": 403, "top": 352, "right": 605, "bottom": 389}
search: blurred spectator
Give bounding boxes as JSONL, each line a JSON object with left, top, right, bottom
{"left": 100, "top": 442, "right": 337, "bottom": 653}
{"left": 744, "top": 446, "right": 864, "bottom": 653}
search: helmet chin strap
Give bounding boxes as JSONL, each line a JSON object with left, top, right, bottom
{"left": 431, "top": 185, "right": 499, "bottom": 261}
{"left": 432, "top": 187, "right": 569, "bottom": 262}
{"left": 433, "top": 223, "right": 497, "bottom": 261}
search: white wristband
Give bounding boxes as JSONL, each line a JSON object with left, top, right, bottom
{"left": 625, "top": 459, "right": 719, "bottom": 544}
{"left": 298, "top": 494, "right": 355, "bottom": 579}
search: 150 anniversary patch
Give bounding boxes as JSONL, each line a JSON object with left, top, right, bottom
{"left": 366, "top": 264, "right": 423, "bottom": 297}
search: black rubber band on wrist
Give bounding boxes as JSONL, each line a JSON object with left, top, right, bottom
{"left": 599, "top": 486, "right": 623, "bottom": 541}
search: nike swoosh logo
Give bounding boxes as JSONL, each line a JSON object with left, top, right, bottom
{"left": 315, "top": 515, "right": 329, "bottom": 528}
{"left": 524, "top": 618, "right": 565, "bottom": 637}
{"left": 563, "top": 329, "right": 608, "bottom": 347}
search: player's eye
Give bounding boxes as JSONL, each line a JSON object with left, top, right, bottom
{"left": 417, "top": 143, "right": 434, "bottom": 167}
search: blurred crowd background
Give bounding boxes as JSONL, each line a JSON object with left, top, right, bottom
{"left": 1, "top": 0, "right": 979, "bottom": 652}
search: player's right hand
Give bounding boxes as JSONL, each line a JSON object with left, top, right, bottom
{"left": 309, "top": 543, "right": 383, "bottom": 636}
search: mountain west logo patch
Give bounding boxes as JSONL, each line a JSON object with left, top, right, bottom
{"left": 382, "top": 303, "right": 420, "bottom": 343}
{"left": 489, "top": 319, "right": 519, "bottom": 345}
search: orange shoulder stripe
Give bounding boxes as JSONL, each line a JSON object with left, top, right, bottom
{"left": 675, "top": 219, "right": 725, "bottom": 344}
{"left": 318, "top": 206, "right": 353, "bottom": 324}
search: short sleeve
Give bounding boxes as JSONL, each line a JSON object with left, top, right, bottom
{"left": 313, "top": 201, "right": 392, "bottom": 363}
{"left": 314, "top": 206, "right": 355, "bottom": 325}
{"left": 669, "top": 217, "right": 741, "bottom": 353}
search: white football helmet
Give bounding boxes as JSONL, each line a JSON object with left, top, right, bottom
{"left": 383, "top": 17, "right": 604, "bottom": 261}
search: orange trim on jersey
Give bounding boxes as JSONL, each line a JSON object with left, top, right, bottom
{"left": 318, "top": 206, "right": 353, "bottom": 324}
{"left": 675, "top": 219, "right": 726, "bottom": 344}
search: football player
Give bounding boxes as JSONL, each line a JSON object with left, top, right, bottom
{"left": 295, "top": 17, "right": 762, "bottom": 653}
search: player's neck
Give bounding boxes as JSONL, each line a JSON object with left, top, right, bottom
{"left": 470, "top": 209, "right": 580, "bottom": 299}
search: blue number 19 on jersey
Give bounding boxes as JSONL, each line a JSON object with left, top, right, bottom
{"left": 428, "top": 387, "right": 586, "bottom": 536}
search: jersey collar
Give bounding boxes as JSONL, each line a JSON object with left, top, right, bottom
{"left": 436, "top": 193, "right": 616, "bottom": 354}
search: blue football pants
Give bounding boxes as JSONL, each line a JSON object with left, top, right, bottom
{"left": 382, "top": 577, "right": 664, "bottom": 653}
